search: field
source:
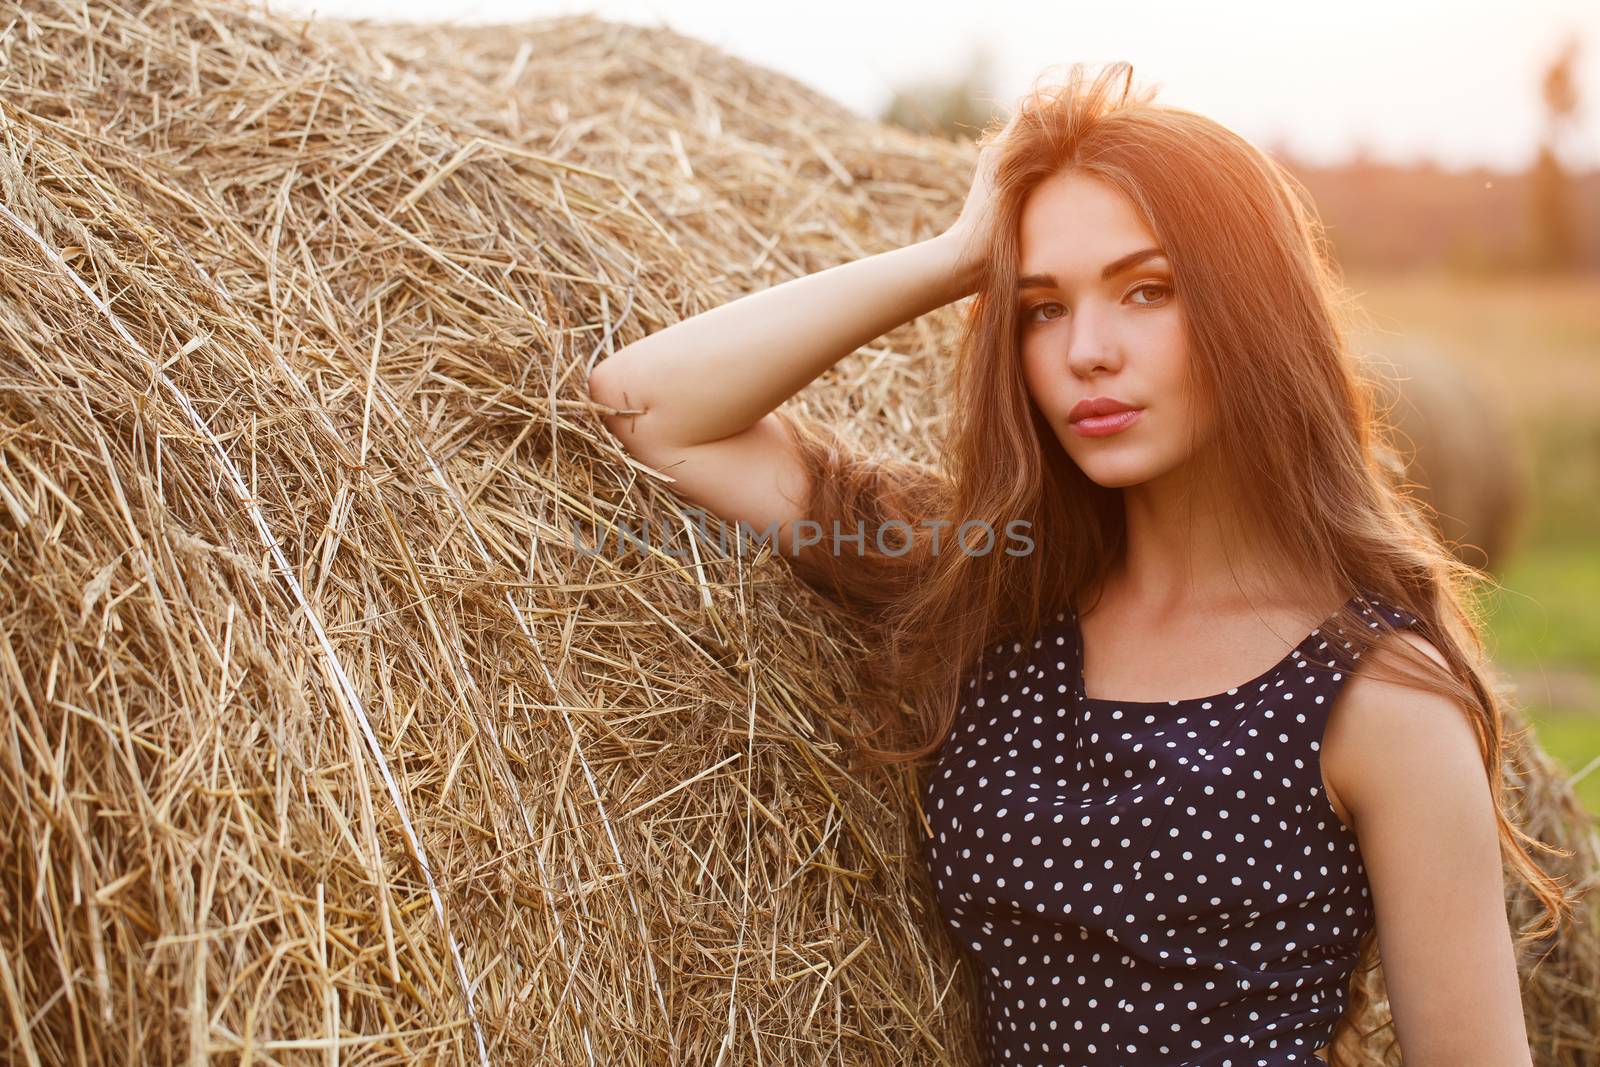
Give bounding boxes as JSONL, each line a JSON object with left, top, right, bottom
{"left": 1347, "top": 269, "right": 1600, "bottom": 816}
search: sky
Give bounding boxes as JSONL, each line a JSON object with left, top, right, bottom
{"left": 272, "top": 0, "right": 1600, "bottom": 171}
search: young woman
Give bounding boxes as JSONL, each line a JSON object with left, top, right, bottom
{"left": 587, "top": 62, "right": 1571, "bottom": 1066}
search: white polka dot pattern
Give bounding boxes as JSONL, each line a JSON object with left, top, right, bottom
{"left": 920, "top": 592, "right": 1420, "bottom": 1066}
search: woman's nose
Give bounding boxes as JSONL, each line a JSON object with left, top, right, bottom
{"left": 1063, "top": 302, "right": 1122, "bottom": 377}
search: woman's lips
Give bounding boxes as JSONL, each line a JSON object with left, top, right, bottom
{"left": 1070, "top": 409, "right": 1143, "bottom": 437}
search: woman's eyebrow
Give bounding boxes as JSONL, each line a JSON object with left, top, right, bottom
{"left": 1017, "top": 247, "right": 1168, "bottom": 290}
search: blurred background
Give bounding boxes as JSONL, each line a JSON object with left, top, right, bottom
{"left": 279, "top": 0, "right": 1600, "bottom": 814}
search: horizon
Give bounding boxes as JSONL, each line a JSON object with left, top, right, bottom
{"left": 273, "top": 0, "right": 1599, "bottom": 173}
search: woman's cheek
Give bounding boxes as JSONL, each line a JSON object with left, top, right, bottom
{"left": 1019, "top": 344, "right": 1060, "bottom": 419}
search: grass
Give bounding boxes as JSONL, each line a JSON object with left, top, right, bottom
{"left": 1489, "top": 548, "right": 1600, "bottom": 675}
{"left": 1522, "top": 713, "right": 1600, "bottom": 820}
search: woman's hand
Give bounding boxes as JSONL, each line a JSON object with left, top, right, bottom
{"left": 942, "top": 107, "right": 1020, "bottom": 286}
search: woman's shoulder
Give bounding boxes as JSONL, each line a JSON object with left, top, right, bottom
{"left": 1321, "top": 621, "right": 1482, "bottom": 829}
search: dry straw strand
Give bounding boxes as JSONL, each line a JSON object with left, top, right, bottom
{"left": 0, "top": 196, "right": 492, "bottom": 1067}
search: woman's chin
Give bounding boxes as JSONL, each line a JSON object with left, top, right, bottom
{"left": 1069, "top": 453, "right": 1160, "bottom": 490}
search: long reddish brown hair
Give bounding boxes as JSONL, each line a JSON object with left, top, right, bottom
{"left": 778, "top": 60, "right": 1579, "bottom": 1064}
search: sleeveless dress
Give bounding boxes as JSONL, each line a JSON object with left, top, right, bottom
{"left": 920, "top": 591, "right": 1421, "bottom": 1067}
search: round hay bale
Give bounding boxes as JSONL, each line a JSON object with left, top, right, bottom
{"left": 0, "top": 3, "right": 979, "bottom": 1062}
{"left": 0, "top": 2, "right": 1593, "bottom": 1065}
{"left": 1357, "top": 344, "right": 1530, "bottom": 575}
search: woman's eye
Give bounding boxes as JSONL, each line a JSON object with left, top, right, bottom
{"left": 1130, "top": 282, "right": 1171, "bottom": 305}
{"left": 1024, "top": 285, "right": 1169, "bottom": 323}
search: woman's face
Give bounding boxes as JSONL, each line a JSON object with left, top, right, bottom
{"left": 1015, "top": 170, "right": 1211, "bottom": 488}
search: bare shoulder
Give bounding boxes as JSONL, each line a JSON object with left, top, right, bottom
{"left": 1321, "top": 629, "right": 1487, "bottom": 830}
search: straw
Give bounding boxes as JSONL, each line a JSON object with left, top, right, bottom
{"left": 0, "top": 2, "right": 1592, "bottom": 1064}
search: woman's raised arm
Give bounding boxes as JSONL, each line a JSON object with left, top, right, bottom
{"left": 585, "top": 124, "right": 1008, "bottom": 570}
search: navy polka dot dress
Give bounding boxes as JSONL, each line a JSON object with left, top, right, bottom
{"left": 921, "top": 591, "right": 1420, "bottom": 1066}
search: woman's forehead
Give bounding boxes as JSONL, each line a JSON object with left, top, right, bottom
{"left": 1017, "top": 174, "right": 1158, "bottom": 277}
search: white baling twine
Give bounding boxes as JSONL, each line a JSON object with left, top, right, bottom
{"left": 0, "top": 198, "right": 493, "bottom": 1067}
{"left": 174, "top": 249, "right": 636, "bottom": 1066}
